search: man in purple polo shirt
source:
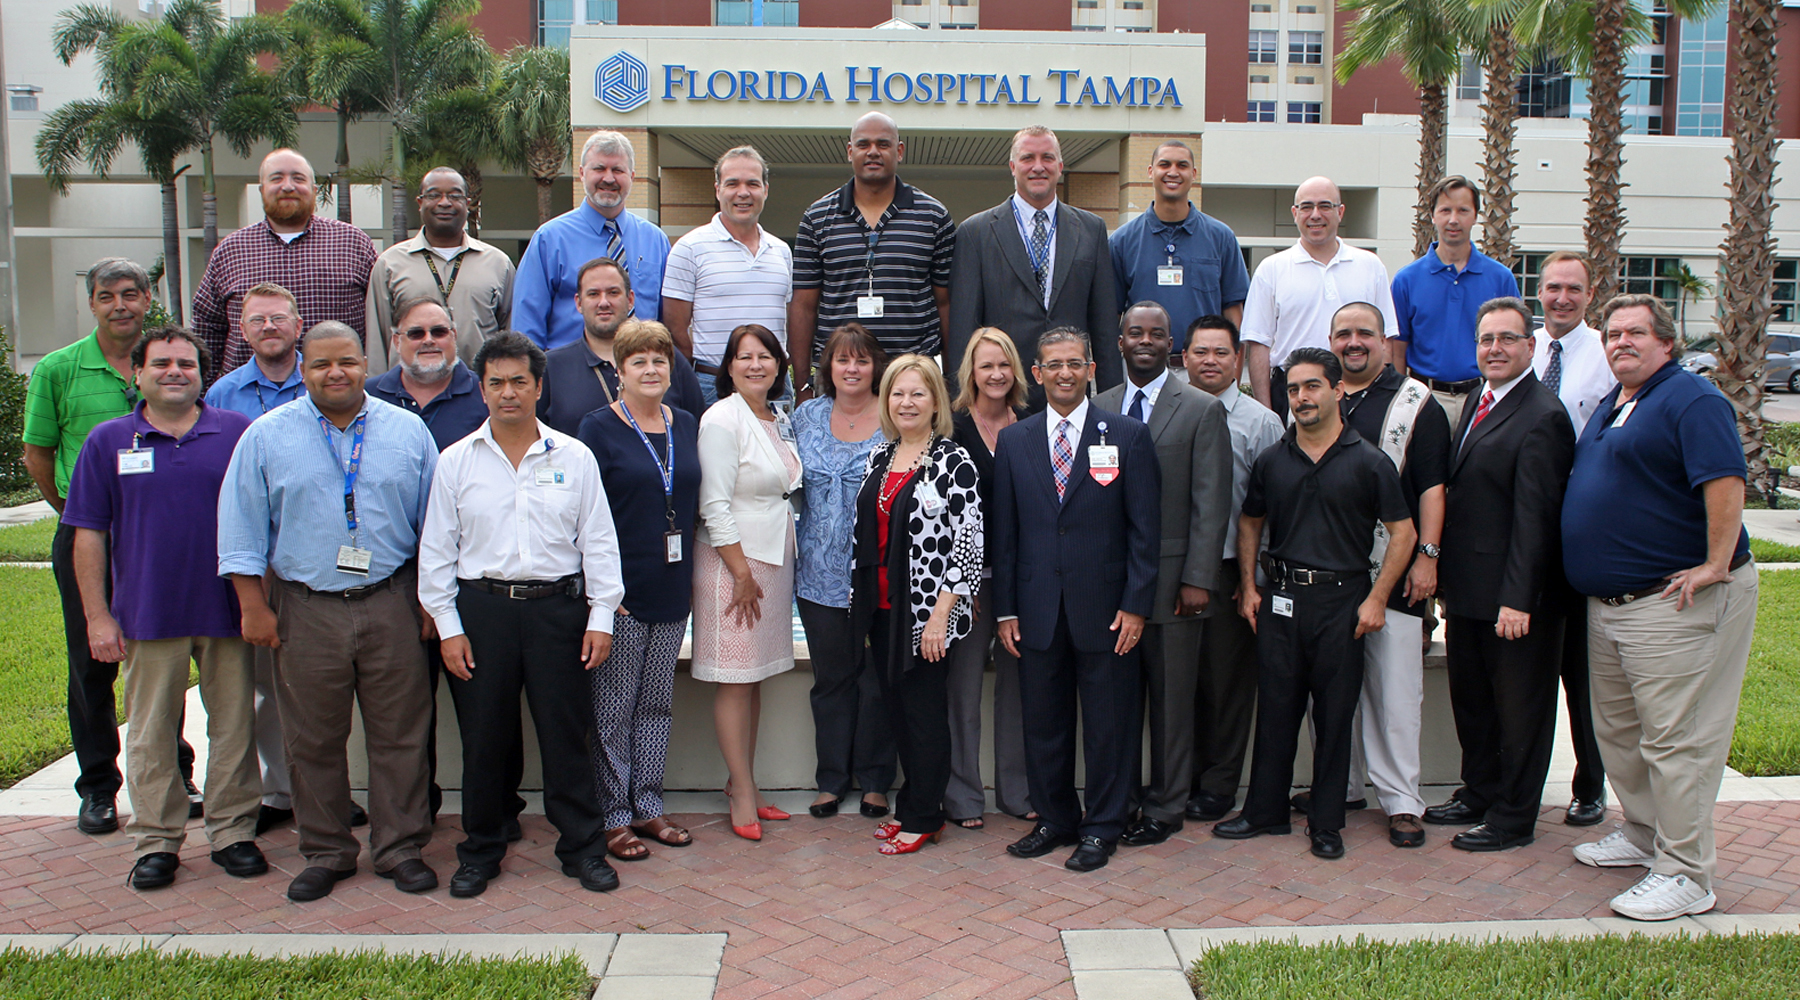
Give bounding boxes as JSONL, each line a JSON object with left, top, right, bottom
{"left": 62, "top": 326, "right": 264, "bottom": 891}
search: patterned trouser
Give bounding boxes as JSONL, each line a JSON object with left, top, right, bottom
{"left": 590, "top": 616, "right": 686, "bottom": 830}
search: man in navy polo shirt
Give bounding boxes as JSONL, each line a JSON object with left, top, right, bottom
{"left": 1390, "top": 176, "right": 1522, "bottom": 428}
{"left": 367, "top": 299, "right": 488, "bottom": 451}
{"left": 63, "top": 326, "right": 264, "bottom": 891}
{"left": 1562, "top": 294, "right": 1756, "bottom": 922}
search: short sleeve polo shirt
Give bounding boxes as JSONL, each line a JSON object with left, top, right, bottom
{"left": 1241, "top": 424, "right": 1412, "bottom": 575}
{"left": 792, "top": 179, "right": 955, "bottom": 361}
{"left": 21, "top": 333, "right": 136, "bottom": 499}
{"left": 1391, "top": 243, "right": 1522, "bottom": 383}
{"left": 1109, "top": 205, "right": 1250, "bottom": 349}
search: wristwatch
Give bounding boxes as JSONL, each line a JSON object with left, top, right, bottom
{"left": 1416, "top": 542, "right": 1441, "bottom": 559}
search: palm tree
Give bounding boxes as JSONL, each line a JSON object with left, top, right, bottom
{"left": 492, "top": 45, "right": 572, "bottom": 227}
{"left": 285, "top": 0, "right": 490, "bottom": 247}
{"left": 1337, "top": 0, "right": 1462, "bottom": 260}
{"left": 278, "top": 16, "right": 381, "bottom": 224}
{"left": 1667, "top": 261, "right": 1712, "bottom": 341}
{"left": 416, "top": 82, "right": 502, "bottom": 236}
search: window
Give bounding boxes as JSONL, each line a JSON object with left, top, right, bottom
{"left": 1288, "top": 31, "right": 1323, "bottom": 65}
{"left": 1247, "top": 100, "right": 1276, "bottom": 123}
{"left": 942, "top": 21, "right": 974, "bottom": 27}
{"left": 1296, "top": 4, "right": 1318, "bottom": 11}
{"left": 947, "top": 0, "right": 970, "bottom": 4}
{"left": 1251, "top": 3, "right": 1272, "bottom": 10}
{"left": 538, "top": 0, "right": 614, "bottom": 47}
{"left": 7, "top": 86, "right": 40, "bottom": 113}
{"left": 1511, "top": 253, "right": 1547, "bottom": 316}
{"left": 1295, "top": 76, "right": 1315, "bottom": 85}
{"left": 1287, "top": 101, "right": 1321, "bottom": 123}
{"left": 1123, "top": 1, "right": 1145, "bottom": 8}
{"left": 901, "top": 0, "right": 922, "bottom": 4}
{"left": 1249, "top": 30, "right": 1277, "bottom": 64}
{"left": 1250, "top": 75, "right": 1270, "bottom": 84}
{"left": 1077, "top": 0, "right": 1099, "bottom": 6}
{"left": 1677, "top": 9, "right": 1728, "bottom": 136}
{"left": 716, "top": 0, "right": 799, "bottom": 26}
{"left": 587, "top": 0, "right": 616, "bottom": 20}
{"left": 1456, "top": 52, "right": 1482, "bottom": 101}
{"left": 1620, "top": 256, "right": 1686, "bottom": 309}
{"left": 1773, "top": 261, "right": 1797, "bottom": 323}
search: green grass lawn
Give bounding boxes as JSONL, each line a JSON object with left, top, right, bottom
{"left": 1191, "top": 933, "right": 1800, "bottom": 999}
{"left": 0, "top": 515, "right": 55, "bottom": 562}
{"left": 0, "top": 947, "right": 594, "bottom": 1000}
{"left": 1732, "top": 570, "right": 1800, "bottom": 776}
{"left": 0, "top": 568, "right": 94, "bottom": 789}
{"left": 1749, "top": 537, "right": 1800, "bottom": 564}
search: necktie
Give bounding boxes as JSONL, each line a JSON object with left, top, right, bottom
{"left": 604, "top": 220, "right": 625, "bottom": 268}
{"left": 1469, "top": 390, "right": 1495, "bottom": 432}
{"left": 1128, "top": 389, "right": 1147, "bottom": 422}
{"left": 1543, "top": 339, "right": 1564, "bottom": 396}
{"left": 1052, "top": 419, "right": 1073, "bottom": 502}
{"left": 1030, "top": 209, "right": 1050, "bottom": 295}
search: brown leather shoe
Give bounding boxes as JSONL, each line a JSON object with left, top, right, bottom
{"left": 1388, "top": 813, "right": 1425, "bottom": 848}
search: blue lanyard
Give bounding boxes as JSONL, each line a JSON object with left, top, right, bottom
{"left": 317, "top": 413, "right": 367, "bottom": 532}
{"left": 620, "top": 403, "right": 676, "bottom": 526}
{"left": 1010, "top": 200, "right": 1057, "bottom": 277}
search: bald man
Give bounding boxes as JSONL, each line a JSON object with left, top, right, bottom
{"left": 194, "top": 149, "right": 379, "bottom": 377}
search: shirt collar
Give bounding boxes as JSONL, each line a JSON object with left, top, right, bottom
{"left": 1481, "top": 368, "right": 1532, "bottom": 404}
{"left": 401, "top": 231, "right": 476, "bottom": 256}
{"left": 705, "top": 213, "right": 771, "bottom": 254}
{"left": 1542, "top": 319, "right": 1596, "bottom": 344}
{"left": 1283, "top": 421, "right": 1364, "bottom": 456}
{"left": 1046, "top": 397, "right": 1089, "bottom": 439}
{"left": 1149, "top": 204, "right": 1200, "bottom": 235}
{"left": 1426, "top": 241, "right": 1494, "bottom": 275}
{"left": 476, "top": 418, "right": 558, "bottom": 458}
{"left": 259, "top": 217, "right": 315, "bottom": 242}
{"left": 1128, "top": 368, "right": 1170, "bottom": 410}
{"left": 582, "top": 200, "right": 628, "bottom": 236}
{"left": 579, "top": 337, "right": 615, "bottom": 369}
{"left": 75, "top": 332, "right": 129, "bottom": 376}
{"left": 1214, "top": 382, "right": 1244, "bottom": 410}
{"left": 833, "top": 178, "right": 916, "bottom": 216}
{"left": 248, "top": 357, "right": 302, "bottom": 390}
{"left": 129, "top": 399, "right": 220, "bottom": 440}
{"left": 1292, "top": 237, "right": 1354, "bottom": 266}
{"left": 299, "top": 391, "right": 370, "bottom": 426}
{"left": 1012, "top": 192, "right": 1058, "bottom": 225}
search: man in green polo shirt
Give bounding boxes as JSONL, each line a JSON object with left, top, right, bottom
{"left": 22, "top": 257, "right": 197, "bottom": 835}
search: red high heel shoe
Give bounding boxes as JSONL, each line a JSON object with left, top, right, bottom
{"left": 873, "top": 820, "right": 902, "bottom": 840}
{"left": 879, "top": 826, "right": 944, "bottom": 856}
{"left": 725, "top": 781, "right": 790, "bottom": 821}
{"left": 725, "top": 785, "right": 763, "bottom": 841}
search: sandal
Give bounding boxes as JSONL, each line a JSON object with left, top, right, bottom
{"left": 632, "top": 816, "right": 693, "bottom": 848}
{"left": 872, "top": 820, "right": 902, "bottom": 840}
{"left": 953, "top": 816, "right": 985, "bottom": 829}
{"left": 605, "top": 826, "right": 650, "bottom": 862}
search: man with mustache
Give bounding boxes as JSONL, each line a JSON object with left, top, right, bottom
{"left": 538, "top": 260, "right": 705, "bottom": 434}
{"left": 515, "top": 131, "right": 669, "bottom": 351}
{"left": 193, "top": 149, "right": 378, "bottom": 377}
{"left": 367, "top": 167, "right": 516, "bottom": 375}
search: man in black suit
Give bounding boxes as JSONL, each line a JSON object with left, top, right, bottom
{"left": 946, "top": 126, "right": 1120, "bottom": 405}
{"left": 992, "top": 327, "right": 1160, "bottom": 873}
{"left": 1427, "top": 296, "right": 1576, "bottom": 852}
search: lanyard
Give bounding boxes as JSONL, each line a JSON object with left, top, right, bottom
{"left": 317, "top": 413, "right": 367, "bottom": 533}
{"left": 424, "top": 251, "right": 462, "bottom": 301}
{"left": 621, "top": 403, "right": 677, "bottom": 528}
{"left": 863, "top": 229, "right": 880, "bottom": 295}
{"left": 1010, "top": 201, "right": 1057, "bottom": 278}
{"left": 593, "top": 361, "right": 617, "bottom": 404}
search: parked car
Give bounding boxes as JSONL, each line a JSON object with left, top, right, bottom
{"left": 1681, "top": 333, "right": 1800, "bottom": 392}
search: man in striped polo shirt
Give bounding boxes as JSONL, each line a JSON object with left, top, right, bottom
{"left": 789, "top": 112, "right": 956, "bottom": 396}
{"left": 662, "top": 145, "right": 793, "bottom": 407}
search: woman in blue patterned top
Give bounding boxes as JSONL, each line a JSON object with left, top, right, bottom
{"left": 793, "top": 323, "right": 895, "bottom": 820}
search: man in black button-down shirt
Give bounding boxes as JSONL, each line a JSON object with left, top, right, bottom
{"left": 1213, "top": 347, "right": 1414, "bottom": 860}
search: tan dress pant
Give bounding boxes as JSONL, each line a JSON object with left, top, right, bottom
{"left": 122, "top": 635, "right": 258, "bottom": 856}
{"left": 1587, "top": 564, "right": 1758, "bottom": 890}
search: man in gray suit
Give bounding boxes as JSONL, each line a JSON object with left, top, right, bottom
{"left": 1096, "top": 301, "right": 1234, "bottom": 846}
{"left": 947, "top": 125, "right": 1120, "bottom": 407}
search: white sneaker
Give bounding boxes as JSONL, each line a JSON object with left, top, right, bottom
{"left": 1610, "top": 872, "right": 1716, "bottom": 921}
{"left": 1574, "top": 830, "right": 1655, "bottom": 868}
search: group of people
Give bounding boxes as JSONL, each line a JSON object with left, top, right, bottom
{"left": 19, "top": 114, "right": 1755, "bottom": 924}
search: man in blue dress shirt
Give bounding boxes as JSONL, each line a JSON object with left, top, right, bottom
{"left": 513, "top": 130, "right": 670, "bottom": 350}
{"left": 218, "top": 321, "right": 441, "bottom": 903}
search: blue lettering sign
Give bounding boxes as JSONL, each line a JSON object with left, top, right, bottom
{"left": 846, "top": 66, "right": 879, "bottom": 102}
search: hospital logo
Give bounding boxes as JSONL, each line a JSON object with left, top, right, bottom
{"left": 595, "top": 50, "right": 650, "bottom": 113}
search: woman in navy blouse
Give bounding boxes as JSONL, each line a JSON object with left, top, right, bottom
{"left": 576, "top": 320, "right": 702, "bottom": 861}
{"left": 793, "top": 323, "right": 895, "bottom": 820}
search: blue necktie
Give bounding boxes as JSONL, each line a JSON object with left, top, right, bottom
{"left": 1128, "top": 389, "right": 1147, "bottom": 422}
{"left": 1544, "top": 339, "right": 1564, "bottom": 396}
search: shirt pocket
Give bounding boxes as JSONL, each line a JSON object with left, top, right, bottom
{"left": 1185, "top": 255, "right": 1222, "bottom": 294}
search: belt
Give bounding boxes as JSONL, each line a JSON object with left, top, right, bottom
{"left": 461, "top": 574, "right": 582, "bottom": 600}
{"left": 692, "top": 359, "right": 720, "bottom": 375}
{"left": 305, "top": 575, "right": 399, "bottom": 601}
{"left": 1424, "top": 377, "right": 1482, "bottom": 394}
{"left": 1266, "top": 558, "right": 1357, "bottom": 587}
{"left": 1599, "top": 552, "right": 1751, "bottom": 607}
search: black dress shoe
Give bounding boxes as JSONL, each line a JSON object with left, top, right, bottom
{"left": 349, "top": 803, "right": 369, "bottom": 827}
{"left": 1422, "top": 798, "right": 1482, "bottom": 825}
{"left": 562, "top": 855, "right": 620, "bottom": 892}
{"left": 129, "top": 852, "right": 180, "bottom": 890}
{"left": 1565, "top": 796, "right": 1606, "bottom": 827}
{"left": 376, "top": 858, "right": 439, "bottom": 894}
{"left": 504, "top": 818, "right": 524, "bottom": 843}
{"left": 1451, "top": 823, "right": 1534, "bottom": 852}
{"left": 287, "top": 865, "right": 356, "bottom": 901}
{"left": 1289, "top": 791, "right": 1367, "bottom": 814}
{"left": 1212, "top": 815, "right": 1291, "bottom": 840}
{"left": 1065, "top": 836, "right": 1117, "bottom": 872}
{"left": 1308, "top": 828, "right": 1345, "bottom": 859}
{"left": 859, "top": 797, "right": 889, "bottom": 819}
{"left": 210, "top": 841, "right": 268, "bottom": 878}
{"left": 1388, "top": 814, "right": 1426, "bottom": 848}
{"left": 1185, "top": 791, "right": 1234, "bottom": 822}
{"left": 185, "top": 778, "right": 204, "bottom": 820}
{"left": 449, "top": 862, "right": 500, "bottom": 898}
{"left": 77, "top": 796, "right": 118, "bottom": 835}
{"left": 1006, "top": 823, "right": 1080, "bottom": 858}
{"left": 1120, "top": 816, "right": 1182, "bottom": 847}
{"left": 255, "top": 805, "right": 294, "bottom": 836}
{"left": 809, "top": 795, "right": 844, "bottom": 818}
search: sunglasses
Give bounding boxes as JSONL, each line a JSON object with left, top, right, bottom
{"left": 401, "top": 325, "right": 454, "bottom": 341}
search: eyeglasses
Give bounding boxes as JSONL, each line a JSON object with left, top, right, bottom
{"left": 243, "top": 314, "right": 292, "bottom": 329}
{"left": 418, "top": 191, "right": 468, "bottom": 204}
{"left": 401, "top": 325, "right": 455, "bottom": 341}
{"left": 1033, "top": 360, "right": 1091, "bottom": 373}
{"left": 1294, "top": 201, "right": 1339, "bottom": 213}
{"left": 1475, "top": 332, "right": 1532, "bottom": 348}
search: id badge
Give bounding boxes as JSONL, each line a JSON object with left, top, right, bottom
{"left": 1157, "top": 265, "right": 1184, "bottom": 286}
{"left": 664, "top": 530, "right": 683, "bottom": 564}
{"left": 1611, "top": 400, "right": 1637, "bottom": 428}
{"left": 117, "top": 448, "right": 155, "bottom": 475}
{"left": 336, "top": 545, "right": 374, "bottom": 576}
{"left": 856, "top": 295, "right": 885, "bottom": 319}
{"left": 535, "top": 467, "right": 566, "bottom": 487}
{"left": 1088, "top": 444, "right": 1120, "bottom": 486}
{"left": 917, "top": 481, "right": 946, "bottom": 516}
{"left": 1272, "top": 593, "right": 1295, "bottom": 618}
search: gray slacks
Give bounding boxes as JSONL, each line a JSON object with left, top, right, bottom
{"left": 944, "top": 584, "right": 1032, "bottom": 819}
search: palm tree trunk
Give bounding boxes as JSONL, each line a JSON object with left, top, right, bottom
{"left": 336, "top": 103, "right": 353, "bottom": 224}
{"left": 1717, "top": 0, "right": 1783, "bottom": 494}
{"left": 1415, "top": 81, "right": 1448, "bottom": 261}
{"left": 464, "top": 163, "right": 483, "bottom": 238}
{"left": 160, "top": 175, "right": 185, "bottom": 325}
{"left": 536, "top": 176, "right": 554, "bottom": 227}
{"left": 390, "top": 133, "right": 408, "bottom": 247}
{"left": 1479, "top": 24, "right": 1519, "bottom": 269}
{"left": 1585, "top": 0, "right": 1631, "bottom": 316}
{"left": 200, "top": 141, "right": 219, "bottom": 265}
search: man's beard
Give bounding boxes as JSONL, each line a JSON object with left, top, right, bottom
{"left": 403, "top": 354, "right": 454, "bottom": 384}
{"left": 263, "top": 189, "right": 317, "bottom": 226}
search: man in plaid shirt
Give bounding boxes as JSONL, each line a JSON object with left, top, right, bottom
{"left": 193, "top": 149, "right": 377, "bottom": 377}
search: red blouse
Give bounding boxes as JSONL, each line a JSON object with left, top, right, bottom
{"left": 876, "top": 468, "right": 917, "bottom": 609}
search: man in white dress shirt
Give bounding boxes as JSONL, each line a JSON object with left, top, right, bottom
{"left": 417, "top": 331, "right": 625, "bottom": 899}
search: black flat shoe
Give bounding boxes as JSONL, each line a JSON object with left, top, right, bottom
{"left": 859, "top": 797, "right": 889, "bottom": 819}
{"left": 1185, "top": 791, "right": 1234, "bottom": 822}
{"left": 1565, "top": 797, "right": 1606, "bottom": 827}
{"left": 809, "top": 795, "right": 844, "bottom": 818}
{"left": 129, "top": 852, "right": 179, "bottom": 890}
{"left": 1212, "top": 815, "right": 1291, "bottom": 840}
{"left": 1289, "top": 791, "right": 1367, "bottom": 814}
{"left": 1064, "top": 836, "right": 1116, "bottom": 872}
{"left": 376, "top": 858, "right": 439, "bottom": 894}
{"left": 1422, "top": 798, "right": 1482, "bottom": 825}
{"left": 1120, "top": 816, "right": 1182, "bottom": 847}
{"left": 255, "top": 805, "right": 294, "bottom": 836}
{"left": 1308, "top": 828, "right": 1345, "bottom": 859}
{"left": 1451, "top": 823, "right": 1534, "bottom": 852}
{"left": 288, "top": 865, "right": 356, "bottom": 902}
{"left": 185, "top": 778, "right": 204, "bottom": 820}
{"left": 349, "top": 803, "right": 369, "bottom": 827}
{"left": 77, "top": 796, "right": 118, "bottom": 835}
{"left": 449, "top": 862, "right": 500, "bottom": 898}
{"left": 504, "top": 818, "right": 523, "bottom": 843}
{"left": 563, "top": 855, "right": 620, "bottom": 893}
{"left": 1006, "top": 823, "right": 1079, "bottom": 858}
{"left": 210, "top": 841, "right": 268, "bottom": 878}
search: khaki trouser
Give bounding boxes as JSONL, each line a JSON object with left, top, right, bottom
{"left": 122, "top": 635, "right": 259, "bottom": 857}
{"left": 1588, "top": 564, "right": 1758, "bottom": 891}
{"left": 1431, "top": 387, "right": 1470, "bottom": 432}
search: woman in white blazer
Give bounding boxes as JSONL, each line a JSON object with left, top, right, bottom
{"left": 694, "top": 324, "right": 804, "bottom": 842}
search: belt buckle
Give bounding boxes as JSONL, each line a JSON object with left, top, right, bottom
{"left": 506, "top": 583, "right": 530, "bottom": 600}
{"left": 1292, "top": 568, "right": 1314, "bottom": 586}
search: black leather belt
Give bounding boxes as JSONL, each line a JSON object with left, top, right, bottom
{"left": 1599, "top": 552, "right": 1751, "bottom": 607}
{"left": 318, "top": 577, "right": 395, "bottom": 601}
{"left": 692, "top": 359, "right": 720, "bottom": 375}
{"left": 1424, "top": 377, "right": 1481, "bottom": 394}
{"left": 1266, "top": 558, "right": 1357, "bottom": 587}
{"left": 462, "top": 574, "right": 582, "bottom": 600}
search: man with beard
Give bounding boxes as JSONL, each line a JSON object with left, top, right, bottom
{"left": 367, "top": 299, "right": 488, "bottom": 451}
{"left": 194, "top": 149, "right": 377, "bottom": 376}
{"left": 538, "top": 258, "right": 706, "bottom": 434}
{"left": 367, "top": 167, "right": 515, "bottom": 373}
{"left": 515, "top": 131, "right": 669, "bottom": 351}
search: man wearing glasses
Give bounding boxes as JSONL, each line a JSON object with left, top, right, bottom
{"left": 367, "top": 167, "right": 515, "bottom": 375}
{"left": 1239, "top": 177, "right": 1397, "bottom": 421}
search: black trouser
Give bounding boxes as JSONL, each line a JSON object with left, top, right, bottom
{"left": 52, "top": 521, "right": 192, "bottom": 800}
{"left": 1445, "top": 612, "right": 1564, "bottom": 836}
{"left": 1559, "top": 598, "right": 1607, "bottom": 803}
{"left": 799, "top": 598, "right": 896, "bottom": 800}
{"left": 1241, "top": 577, "right": 1367, "bottom": 834}
{"left": 420, "top": 639, "right": 526, "bottom": 824}
{"left": 447, "top": 583, "right": 606, "bottom": 869}
{"left": 1018, "top": 609, "right": 1142, "bottom": 843}
{"left": 1193, "top": 559, "right": 1259, "bottom": 802}
{"left": 1137, "top": 617, "right": 1205, "bottom": 824}
{"left": 868, "top": 608, "right": 951, "bottom": 834}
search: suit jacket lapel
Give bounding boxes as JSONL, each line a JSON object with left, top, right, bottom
{"left": 1019, "top": 412, "right": 1060, "bottom": 506}
{"left": 1057, "top": 412, "right": 1102, "bottom": 512}
{"left": 1453, "top": 378, "right": 1530, "bottom": 473}
{"left": 992, "top": 208, "right": 1042, "bottom": 306}
{"left": 1148, "top": 383, "right": 1180, "bottom": 442}
{"left": 1047, "top": 205, "right": 1079, "bottom": 313}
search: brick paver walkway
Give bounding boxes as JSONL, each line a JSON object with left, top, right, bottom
{"left": 4, "top": 801, "right": 1799, "bottom": 998}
